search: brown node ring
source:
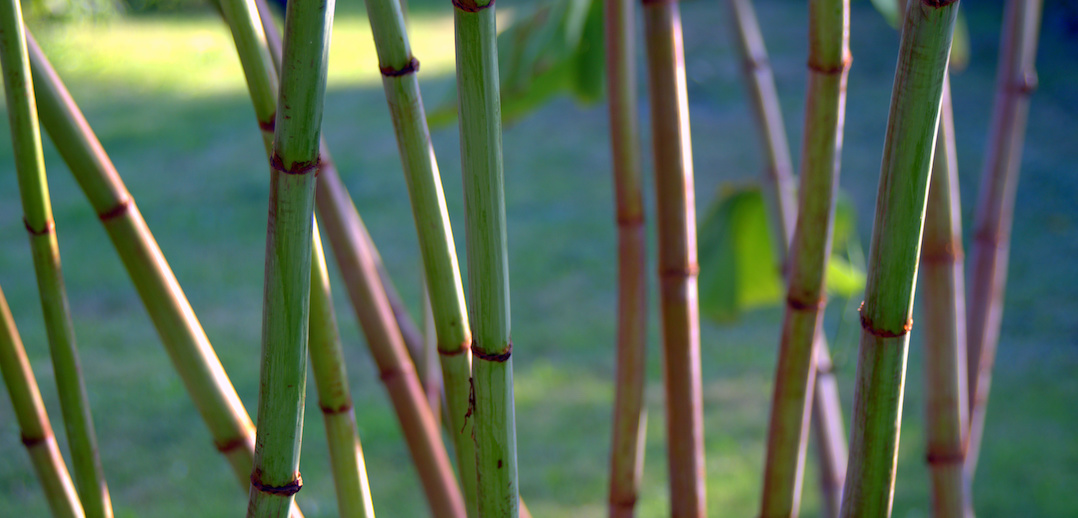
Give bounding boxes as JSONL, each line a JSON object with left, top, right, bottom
{"left": 258, "top": 117, "right": 276, "bottom": 133}
{"left": 858, "top": 302, "right": 913, "bottom": 338}
{"left": 787, "top": 294, "right": 827, "bottom": 312}
{"left": 438, "top": 344, "right": 468, "bottom": 356}
{"left": 380, "top": 57, "right": 420, "bottom": 77}
{"left": 807, "top": 54, "right": 853, "bottom": 75}
{"left": 214, "top": 436, "right": 249, "bottom": 454}
{"left": 270, "top": 152, "right": 319, "bottom": 176}
{"left": 320, "top": 402, "right": 353, "bottom": 415}
{"left": 926, "top": 451, "right": 965, "bottom": 466}
{"left": 641, "top": 0, "right": 678, "bottom": 5}
{"left": 471, "top": 340, "right": 512, "bottom": 363}
{"left": 658, "top": 262, "right": 700, "bottom": 279}
{"left": 452, "top": 0, "right": 494, "bottom": 13}
{"left": 98, "top": 197, "right": 132, "bottom": 222}
{"left": 251, "top": 470, "right": 303, "bottom": 497}
{"left": 20, "top": 433, "right": 48, "bottom": 448}
{"left": 23, "top": 218, "right": 55, "bottom": 236}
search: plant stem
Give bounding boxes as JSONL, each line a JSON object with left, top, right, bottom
{"left": 641, "top": 1, "right": 704, "bottom": 515}
{"left": 810, "top": 343, "right": 847, "bottom": 518}
{"left": 0, "top": 285, "right": 85, "bottom": 518}
{"left": 0, "top": 7, "right": 111, "bottom": 517}
{"left": 759, "top": 0, "right": 850, "bottom": 514}
{"left": 454, "top": 0, "right": 519, "bottom": 515}
{"left": 965, "top": 0, "right": 1043, "bottom": 478}
{"left": 605, "top": 0, "right": 649, "bottom": 514}
{"left": 920, "top": 75, "right": 973, "bottom": 518}
{"left": 839, "top": 1, "right": 959, "bottom": 515}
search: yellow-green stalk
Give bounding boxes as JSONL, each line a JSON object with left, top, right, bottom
{"left": 839, "top": 1, "right": 959, "bottom": 515}
{"left": 0, "top": 6, "right": 111, "bottom": 517}
{"left": 0, "top": 285, "right": 85, "bottom": 518}
{"left": 604, "top": 0, "right": 649, "bottom": 514}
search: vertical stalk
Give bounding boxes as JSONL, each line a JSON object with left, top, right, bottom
{"left": 920, "top": 76, "right": 973, "bottom": 518}
{"left": 0, "top": 285, "right": 85, "bottom": 518}
{"left": 421, "top": 280, "right": 445, "bottom": 430}
{"left": 454, "top": 0, "right": 519, "bottom": 515}
{"left": 0, "top": 7, "right": 111, "bottom": 518}
{"left": 604, "top": 0, "right": 649, "bottom": 514}
{"left": 758, "top": 0, "right": 850, "bottom": 513}
{"left": 839, "top": 1, "right": 959, "bottom": 515}
{"left": 965, "top": 0, "right": 1043, "bottom": 477}
{"left": 360, "top": 0, "right": 480, "bottom": 512}
{"left": 641, "top": 1, "right": 704, "bottom": 515}
{"left": 810, "top": 345, "right": 846, "bottom": 518}
{"left": 246, "top": 0, "right": 335, "bottom": 513}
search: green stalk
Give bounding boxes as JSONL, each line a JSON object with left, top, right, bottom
{"left": 359, "top": 0, "right": 480, "bottom": 512}
{"left": 0, "top": 7, "right": 111, "bottom": 517}
{"left": 604, "top": 0, "right": 649, "bottom": 514}
{"left": 725, "top": 2, "right": 848, "bottom": 513}
{"left": 309, "top": 225, "right": 376, "bottom": 518}
{"left": 246, "top": 0, "right": 335, "bottom": 513}
{"left": 454, "top": 0, "right": 519, "bottom": 515}
{"left": 839, "top": 1, "right": 959, "bottom": 515}
{"left": 919, "top": 76, "right": 973, "bottom": 518}
{"left": 758, "top": 0, "right": 850, "bottom": 513}
{"left": 0, "top": 285, "right": 84, "bottom": 518}
{"left": 642, "top": 1, "right": 705, "bottom": 515}
{"left": 965, "top": 0, "right": 1043, "bottom": 478}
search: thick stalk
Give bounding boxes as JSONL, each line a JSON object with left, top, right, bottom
{"left": 454, "top": 0, "right": 519, "bottom": 515}
{"left": 642, "top": 1, "right": 704, "bottom": 515}
{"left": 246, "top": 0, "right": 335, "bottom": 513}
{"left": 0, "top": 7, "right": 111, "bottom": 517}
{"left": 605, "top": 0, "right": 648, "bottom": 514}
{"left": 24, "top": 35, "right": 308, "bottom": 518}
{"left": 0, "top": 285, "right": 85, "bottom": 518}
{"left": 920, "top": 76, "right": 973, "bottom": 518}
{"left": 839, "top": 1, "right": 959, "bottom": 515}
{"left": 360, "top": 0, "right": 479, "bottom": 512}
{"left": 309, "top": 226, "right": 376, "bottom": 518}
{"left": 965, "top": 0, "right": 1043, "bottom": 477}
{"left": 725, "top": 2, "right": 848, "bottom": 513}
{"left": 758, "top": 0, "right": 850, "bottom": 514}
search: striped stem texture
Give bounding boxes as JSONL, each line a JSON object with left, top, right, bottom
{"left": 965, "top": 0, "right": 1043, "bottom": 477}
{"left": 839, "top": 1, "right": 959, "bottom": 515}
{"left": 605, "top": 0, "right": 649, "bottom": 514}
{"left": 642, "top": 1, "right": 704, "bottom": 515}
{"left": 0, "top": 6, "right": 111, "bottom": 517}
{"left": 454, "top": 0, "right": 519, "bottom": 515}
{"left": 0, "top": 286, "right": 85, "bottom": 518}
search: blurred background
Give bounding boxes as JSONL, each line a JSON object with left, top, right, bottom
{"left": 0, "top": 0, "right": 1075, "bottom": 515}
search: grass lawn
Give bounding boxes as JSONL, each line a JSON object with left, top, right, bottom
{"left": 1, "top": 0, "right": 1076, "bottom": 516}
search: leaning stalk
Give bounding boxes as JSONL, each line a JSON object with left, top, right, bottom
{"left": 919, "top": 76, "right": 973, "bottom": 518}
{"left": 454, "top": 0, "right": 519, "bottom": 515}
{"left": 360, "top": 0, "right": 480, "bottom": 512}
{"left": 605, "top": 0, "right": 649, "bottom": 514}
{"left": 965, "top": 0, "right": 1043, "bottom": 477}
{"left": 0, "top": 8, "right": 111, "bottom": 517}
{"left": 0, "top": 285, "right": 84, "bottom": 518}
{"left": 839, "top": 1, "right": 959, "bottom": 515}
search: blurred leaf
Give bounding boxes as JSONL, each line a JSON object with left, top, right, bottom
{"left": 950, "top": 12, "right": 970, "bottom": 72}
{"left": 869, "top": 0, "right": 900, "bottom": 28}
{"left": 571, "top": 0, "right": 605, "bottom": 103}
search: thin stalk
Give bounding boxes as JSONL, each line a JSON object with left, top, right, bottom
{"left": 454, "top": 0, "right": 519, "bottom": 515}
{"left": 0, "top": 8, "right": 111, "bottom": 517}
{"left": 965, "top": 0, "right": 1043, "bottom": 477}
{"left": 758, "top": 0, "right": 850, "bottom": 513}
{"left": 421, "top": 280, "right": 444, "bottom": 430}
{"left": 725, "top": 2, "right": 848, "bottom": 513}
{"left": 360, "top": 0, "right": 480, "bottom": 511}
{"left": 244, "top": 3, "right": 466, "bottom": 515}
{"left": 0, "top": 285, "right": 84, "bottom": 518}
{"left": 642, "top": 1, "right": 705, "bottom": 516}
{"left": 839, "top": 1, "right": 959, "bottom": 515}
{"left": 246, "top": 0, "right": 335, "bottom": 513}
{"left": 309, "top": 226, "right": 376, "bottom": 518}
{"left": 604, "top": 0, "right": 649, "bottom": 514}
{"left": 920, "top": 76, "right": 973, "bottom": 518}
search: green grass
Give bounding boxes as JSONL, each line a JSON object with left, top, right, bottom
{"left": 1, "top": 1, "right": 1076, "bottom": 516}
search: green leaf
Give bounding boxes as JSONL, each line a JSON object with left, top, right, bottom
{"left": 868, "top": 0, "right": 900, "bottom": 28}
{"left": 571, "top": 0, "right": 605, "bottom": 103}
{"left": 950, "top": 12, "right": 970, "bottom": 72}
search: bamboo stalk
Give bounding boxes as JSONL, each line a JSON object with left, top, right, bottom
{"left": 453, "top": 0, "right": 519, "bottom": 515}
{"left": 358, "top": 0, "right": 480, "bottom": 512}
{"left": 245, "top": 0, "right": 336, "bottom": 513}
{"left": 421, "top": 279, "right": 444, "bottom": 430}
{"left": 920, "top": 76, "right": 973, "bottom": 518}
{"left": 0, "top": 285, "right": 85, "bottom": 518}
{"left": 604, "top": 0, "right": 649, "bottom": 514}
{"left": 839, "top": 1, "right": 959, "bottom": 515}
{"left": 309, "top": 226, "right": 376, "bottom": 518}
{"left": 725, "top": 2, "right": 848, "bottom": 513}
{"left": 965, "top": 0, "right": 1043, "bottom": 478}
{"left": 758, "top": 0, "right": 850, "bottom": 512}
{"left": 641, "top": 1, "right": 704, "bottom": 515}
{"left": 0, "top": 7, "right": 111, "bottom": 517}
